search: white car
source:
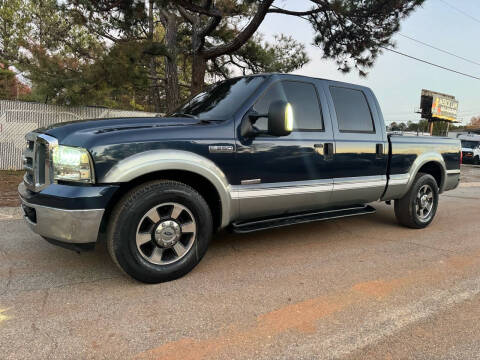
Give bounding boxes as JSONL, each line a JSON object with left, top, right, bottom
{"left": 462, "top": 140, "right": 480, "bottom": 165}
{"left": 460, "top": 139, "right": 480, "bottom": 165}
{"left": 474, "top": 146, "right": 480, "bottom": 165}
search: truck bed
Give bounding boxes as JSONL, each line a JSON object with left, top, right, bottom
{"left": 382, "top": 134, "right": 461, "bottom": 200}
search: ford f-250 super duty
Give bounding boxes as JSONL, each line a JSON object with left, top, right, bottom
{"left": 19, "top": 74, "right": 461, "bottom": 283}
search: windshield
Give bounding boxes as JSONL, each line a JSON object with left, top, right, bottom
{"left": 461, "top": 140, "right": 479, "bottom": 149}
{"left": 169, "top": 76, "right": 266, "bottom": 120}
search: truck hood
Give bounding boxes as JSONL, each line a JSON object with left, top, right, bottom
{"left": 38, "top": 116, "right": 210, "bottom": 143}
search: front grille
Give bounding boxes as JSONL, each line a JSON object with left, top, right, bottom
{"left": 23, "top": 133, "right": 58, "bottom": 192}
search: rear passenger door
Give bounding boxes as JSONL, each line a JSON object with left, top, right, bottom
{"left": 322, "top": 82, "right": 388, "bottom": 206}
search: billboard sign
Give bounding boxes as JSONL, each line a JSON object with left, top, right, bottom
{"left": 420, "top": 90, "right": 459, "bottom": 122}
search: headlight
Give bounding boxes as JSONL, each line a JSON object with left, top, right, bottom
{"left": 52, "top": 145, "right": 94, "bottom": 183}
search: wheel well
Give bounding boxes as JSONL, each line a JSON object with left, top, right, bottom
{"left": 100, "top": 170, "right": 223, "bottom": 235}
{"left": 418, "top": 162, "right": 443, "bottom": 189}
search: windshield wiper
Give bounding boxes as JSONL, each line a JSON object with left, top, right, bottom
{"left": 170, "top": 112, "right": 198, "bottom": 119}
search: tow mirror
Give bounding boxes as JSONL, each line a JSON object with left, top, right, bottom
{"left": 242, "top": 101, "right": 293, "bottom": 138}
{"left": 268, "top": 101, "right": 293, "bottom": 137}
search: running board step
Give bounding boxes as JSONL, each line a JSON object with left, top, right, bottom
{"left": 231, "top": 205, "right": 376, "bottom": 234}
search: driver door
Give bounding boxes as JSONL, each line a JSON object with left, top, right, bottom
{"left": 234, "top": 79, "right": 335, "bottom": 220}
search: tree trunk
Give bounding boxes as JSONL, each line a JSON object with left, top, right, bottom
{"left": 148, "top": 0, "right": 161, "bottom": 113}
{"left": 2, "top": 62, "right": 10, "bottom": 100}
{"left": 191, "top": 54, "right": 207, "bottom": 95}
{"left": 190, "top": 19, "right": 207, "bottom": 96}
{"left": 149, "top": 59, "right": 161, "bottom": 113}
{"left": 158, "top": 12, "right": 179, "bottom": 114}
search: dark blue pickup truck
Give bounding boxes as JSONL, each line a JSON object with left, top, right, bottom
{"left": 19, "top": 74, "right": 461, "bottom": 283}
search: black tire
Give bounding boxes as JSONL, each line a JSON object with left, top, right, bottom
{"left": 107, "top": 180, "right": 213, "bottom": 283}
{"left": 394, "top": 172, "right": 439, "bottom": 229}
{"left": 474, "top": 156, "right": 480, "bottom": 165}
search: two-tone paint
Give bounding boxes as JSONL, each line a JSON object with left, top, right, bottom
{"left": 19, "top": 73, "right": 461, "bottom": 246}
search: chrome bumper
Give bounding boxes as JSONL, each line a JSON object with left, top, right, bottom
{"left": 444, "top": 171, "right": 460, "bottom": 192}
{"left": 20, "top": 198, "right": 104, "bottom": 244}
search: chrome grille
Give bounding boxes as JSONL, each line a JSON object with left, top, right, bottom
{"left": 23, "top": 133, "right": 58, "bottom": 192}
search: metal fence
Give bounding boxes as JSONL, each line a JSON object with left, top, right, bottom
{"left": 0, "top": 100, "right": 157, "bottom": 170}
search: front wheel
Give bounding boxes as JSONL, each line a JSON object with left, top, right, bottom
{"left": 474, "top": 156, "right": 479, "bottom": 165}
{"left": 107, "top": 180, "right": 213, "bottom": 283}
{"left": 394, "top": 172, "right": 439, "bottom": 229}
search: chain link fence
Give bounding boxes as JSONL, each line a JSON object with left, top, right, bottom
{"left": 0, "top": 100, "right": 157, "bottom": 170}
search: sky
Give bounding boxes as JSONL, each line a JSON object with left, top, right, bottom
{"left": 257, "top": 0, "right": 480, "bottom": 125}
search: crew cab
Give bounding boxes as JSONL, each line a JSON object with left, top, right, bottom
{"left": 19, "top": 74, "right": 461, "bottom": 283}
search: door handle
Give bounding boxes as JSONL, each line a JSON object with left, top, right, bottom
{"left": 314, "top": 143, "right": 333, "bottom": 159}
{"left": 376, "top": 143, "right": 384, "bottom": 158}
{"left": 325, "top": 143, "right": 334, "bottom": 160}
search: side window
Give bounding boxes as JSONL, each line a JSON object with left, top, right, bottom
{"left": 329, "top": 86, "right": 375, "bottom": 133}
{"left": 253, "top": 81, "right": 323, "bottom": 132}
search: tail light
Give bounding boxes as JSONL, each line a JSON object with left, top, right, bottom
{"left": 460, "top": 150, "right": 463, "bottom": 165}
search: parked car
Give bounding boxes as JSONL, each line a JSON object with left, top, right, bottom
{"left": 19, "top": 74, "right": 461, "bottom": 283}
{"left": 459, "top": 135, "right": 480, "bottom": 165}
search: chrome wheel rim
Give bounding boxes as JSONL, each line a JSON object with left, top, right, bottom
{"left": 415, "top": 184, "right": 434, "bottom": 221}
{"left": 136, "top": 202, "right": 196, "bottom": 265}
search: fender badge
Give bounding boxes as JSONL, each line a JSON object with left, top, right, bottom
{"left": 209, "top": 145, "right": 234, "bottom": 153}
{"left": 241, "top": 179, "right": 261, "bottom": 185}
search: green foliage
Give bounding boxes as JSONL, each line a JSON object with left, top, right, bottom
{"left": 25, "top": 41, "right": 152, "bottom": 109}
{"left": 432, "top": 121, "right": 451, "bottom": 136}
{"left": 1, "top": 0, "right": 425, "bottom": 110}
{"left": 389, "top": 120, "right": 465, "bottom": 135}
{"left": 309, "top": 0, "right": 426, "bottom": 76}
{"left": 0, "top": 66, "right": 16, "bottom": 99}
{"left": 211, "top": 34, "right": 309, "bottom": 78}
{"left": 3, "top": 0, "right": 155, "bottom": 109}
{"left": 22, "top": 0, "right": 310, "bottom": 110}
{"left": 0, "top": 0, "right": 28, "bottom": 65}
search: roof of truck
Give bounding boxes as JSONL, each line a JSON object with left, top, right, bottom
{"left": 241, "top": 72, "right": 368, "bottom": 90}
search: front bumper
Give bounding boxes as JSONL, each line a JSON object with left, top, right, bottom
{"left": 18, "top": 182, "right": 119, "bottom": 244}
{"left": 20, "top": 198, "right": 104, "bottom": 244}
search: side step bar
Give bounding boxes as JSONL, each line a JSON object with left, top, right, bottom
{"left": 231, "top": 205, "right": 376, "bottom": 234}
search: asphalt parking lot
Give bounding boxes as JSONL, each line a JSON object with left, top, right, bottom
{"left": 1, "top": 165, "right": 480, "bottom": 359}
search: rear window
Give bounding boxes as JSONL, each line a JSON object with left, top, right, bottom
{"left": 330, "top": 87, "right": 375, "bottom": 133}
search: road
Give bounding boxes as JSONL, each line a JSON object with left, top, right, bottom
{"left": 1, "top": 167, "right": 479, "bottom": 359}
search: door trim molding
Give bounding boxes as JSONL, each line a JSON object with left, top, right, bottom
{"left": 231, "top": 175, "right": 396, "bottom": 200}
{"left": 333, "top": 175, "right": 387, "bottom": 191}
{"left": 231, "top": 179, "right": 332, "bottom": 199}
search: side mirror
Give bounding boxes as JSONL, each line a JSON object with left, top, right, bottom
{"left": 268, "top": 101, "right": 293, "bottom": 137}
{"left": 241, "top": 101, "right": 293, "bottom": 138}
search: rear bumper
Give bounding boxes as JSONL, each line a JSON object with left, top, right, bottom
{"left": 444, "top": 170, "right": 460, "bottom": 192}
{"left": 18, "top": 182, "right": 119, "bottom": 244}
